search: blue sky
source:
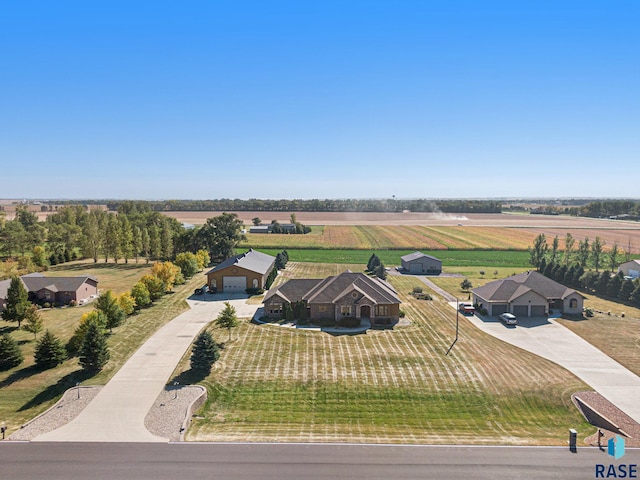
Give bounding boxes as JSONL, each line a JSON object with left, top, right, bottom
{"left": 1, "top": 1, "right": 638, "bottom": 200}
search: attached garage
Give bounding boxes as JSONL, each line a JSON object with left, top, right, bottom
{"left": 530, "top": 305, "right": 546, "bottom": 317}
{"left": 491, "top": 304, "right": 509, "bottom": 316}
{"left": 513, "top": 305, "right": 529, "bottom": 317}
{"left": 223, "top": 276, "right": 246, "bottom": 293}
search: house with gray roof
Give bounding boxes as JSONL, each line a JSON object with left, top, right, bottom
{"left": 618, "top": 259, "right": 640, "bottom": 279}
{"left": 206, "top": 249, "right": 276, "bottom": 293}
{"left": 471, "top": 271, "right": 584, "bottom": 317}
{"left": 0, "top": 272, "right": 99, "bottom": 310}
{"left": 264, "top": 271, "right": 401, "bottom": 327}
{"left": 400, "top": 252, "right": 442, "bottom": 274}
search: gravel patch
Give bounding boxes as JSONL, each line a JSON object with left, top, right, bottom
{"left": 8, "top": 386, "right": 102, "bottom": 441}
{"left": 7, "top": 385, "right": 207, "bottom": 442}
{"left": 145, "top": 385, "right": 207, "bottom": 442}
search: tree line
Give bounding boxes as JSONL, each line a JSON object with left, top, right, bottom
{"left": 100, "top": 199, "right": 502, "bottom": 213}
{"left": 528, "top": 233, "right": 640, "bottom": 307}
{"left": 0, "top": 205, "right": 247, "bottom": 279}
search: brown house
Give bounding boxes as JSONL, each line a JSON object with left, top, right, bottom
{"left": 0, "top": 273, "right": 99, "bottom": 310}
{"left": 263, "top": 271, "right": 401, "bottom": 327}
{"left": 206, "top": 249, "right": 276, "bottom": 293}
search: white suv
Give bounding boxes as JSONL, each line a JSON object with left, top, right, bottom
{"left": 499, "top": 313, "right": 517, "bottom": 325}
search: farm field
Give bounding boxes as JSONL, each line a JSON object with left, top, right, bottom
{"left": 257, "top": 249, "right": 531, "bottom": 268}
{"left": 0, "top": 261, "right": 205, "bottom": 435}
{"left": 177, "top": 264, "right": 590, "bottom": 445}
{"left": 240, "top": 224, "right": 640, "bottom": 254}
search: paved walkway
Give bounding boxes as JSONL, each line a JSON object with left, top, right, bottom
{"left": 454, "top": 305, "right": 640, "bottom": 425}
{"left": 34, "top": 295, "right": 259, "bottom": 442}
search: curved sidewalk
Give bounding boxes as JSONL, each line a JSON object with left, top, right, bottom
{"left": 457, "top": 307, "right": 640, "bottom": 425}
{"left": 34, "top": 295, "right": 259, "bottom": 442}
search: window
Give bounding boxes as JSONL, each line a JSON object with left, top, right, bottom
{"left": 269, "top": 303, "right": 282, "bottom": 314}
{"left": 210, "top": 279, "right": 217, "bottom": 289}
{"left": 376, "top": 305, "right": 389, "bottom": 316}
{"left": 569, "top": 298, "right": 577, "bottom": 308}
{"left": 318, "top": 305, "right": 328, "bottom": 312}
{"left": 252, "top": 279, "right": 259, "bottom": 289}
{"left": 341, "top": 305, "right": 352, "bottom": 316}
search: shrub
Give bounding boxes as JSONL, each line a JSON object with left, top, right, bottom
{"left": 584, "top": 307, "right": 594, "bottom": 317}
{"left": 43, "top": 302, "right": 51, "bottom": 309}
{"left": 412, "top": 286, "right": 423, "bottom": 294}
{"left": 246, "top": 288, "right": 264, "bottom": 295}
{"left": 479, "top": 308, "right": 488, "bottom": 315}
{"left": 338, "top": 317, "right": 360, "bottom": 328}
{"left": 399, "top": 309, "right": 406, "bottom": 318}
{"left": 69, "top": 300, "right": 77, "bottom": 307}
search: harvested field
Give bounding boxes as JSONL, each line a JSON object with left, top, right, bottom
{"left": 183, "top": 265, "right": 590, "bottom": 444}
{"left": 526, "top": 228, "right": 640, "bottom": 254}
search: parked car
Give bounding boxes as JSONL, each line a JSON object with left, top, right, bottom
{"left": 499, "top": 313, "right": 517, "bottom": 325}
{"left": 194, "top": 285, "right": 209, "bottom": 295}
{"left": 458, "top": 303, "right": 475, "bottom": 315}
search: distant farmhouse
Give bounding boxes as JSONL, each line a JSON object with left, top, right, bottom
{"left": 206, "top": 249, "right": 276, "bottom": 293}
{"left": 400, "top": 252, "right": 442, "bottom": 275}
{"left": 618, "top": 259, "right": 640, "bottom": 279}
{"left": 249, "top": 224, "right": 297, "bottom": 234}
{"left": 264, "top": 271, "right": 401, "bottom": 327}
{"left": 0, "top": 273, "right": 99, "bottom": 311}
{"left": 472, "top": 271, "right": 584, "bottom": 317}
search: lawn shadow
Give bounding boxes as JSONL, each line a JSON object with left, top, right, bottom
{"left": 168, "top": 368, "right": 209, "bottom": 386}
{"left": 0, "top": 325, "right": 20, "bottom": 335}
{"left": 51, "top": 262, "right": 150, "bottom": 273}
{"left": 19, "top": 369, "right": 94, "bottom": 412}
{"left": 0, "top": 365, "right": 40, "bottom": 388}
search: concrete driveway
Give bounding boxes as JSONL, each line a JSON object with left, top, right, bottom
{"left": 34, "top": 295, "right": 259, "bottom": 442}
{"left": 456, "top": 306, "right": 640, "bottom": 425}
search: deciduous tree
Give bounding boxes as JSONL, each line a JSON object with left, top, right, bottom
{"left": 22, "top": 305, "right": 44, "bottom": 340}
{"left": 528, "top": 234, "right": 548, "bottom": 269}
{"left": 95, "top": 290, "right": 126, "bottom": 333}
{"left": 591, "top": 236, "right": 605, "bottom": 272}
{"left": 215, "top": 301, "right": 238, "bottom": 341}
{"left": 131, "top": 281, "right": 152, "bottom": 308}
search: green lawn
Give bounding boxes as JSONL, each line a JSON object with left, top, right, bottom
{"left": 255, "top": 249, "right": 531, "bottom": 267}
{"left": 177, "top": 266, "right": 590, "bottom": 445}
{"left": 0, "top": 261, "right": 206, "bottom": 435}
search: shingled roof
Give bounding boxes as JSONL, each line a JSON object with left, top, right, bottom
{"left": 207, "top": 249, "right": 275, "bottom": 275}
{"left": 304, "top": 271, "right": 400, "bottom": 304}
{"left": 21, "top": 275, "right": 98, "bottom": 293}
{"left": 263, "top": 279, "right": 324, "bottom": 303}
{"left": 472, "top": 271, "right": 582, "bottom": 302}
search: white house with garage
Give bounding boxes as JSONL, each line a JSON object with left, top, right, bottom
{"left": 471, "top": 271, "right": 584, "bottom": 317}
{"left": 400, "top": 252, "right": 442, "bottom": 274}
{"left": 618, "top": 259, "right": 640, "bottom": 278}
{"left": 206, "top": 249, "right": 276, "bottom": 293}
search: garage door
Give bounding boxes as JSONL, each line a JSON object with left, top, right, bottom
{"left": 223, "top": 276, "right": 246, "bottom": 293}
{"left": 530, "top": 305, "right": 546, "bottom": 317}
{"left": 410, "top": 263, "right": 423, "bottom": 273}
{"left": 513, "top": 305, "right": 529, "bottom": 317}
{"left": 492, "top": 304, "right": 509, "bottom": 316}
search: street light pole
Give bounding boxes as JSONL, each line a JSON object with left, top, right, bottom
{"left": 446, "top": 298, "right": 460, "bottom": 356}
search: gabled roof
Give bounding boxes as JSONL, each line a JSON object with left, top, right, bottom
{"left": 472, "top": 271, "right": 583, "bottom": 303}
{"left": 401, "top": 251, "right": 441, "bottom": 263}
{"left": 21, "top": 275, "right": 98, "bottom": 293}
{"left": 207, "top": 249, "right": 275, "bottom": 275}
{"left": 304, "top": 271, "right": 401, "bottom": 305}
{"left": 1, "top": 274, "right": 98, "bottom": 301}
{"left": 263, "top": 279, "right": 324, "bottom": 303}
{"left": 619, "top": 259, "right": 640, "bottom": 268}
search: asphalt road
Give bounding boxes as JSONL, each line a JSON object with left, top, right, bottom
{"left": 1, "top": 443, "right": 637, "bottom": 480}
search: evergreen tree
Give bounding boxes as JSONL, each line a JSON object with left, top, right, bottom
{"left": 283, "top": 302, "right": 294, "bottom": 321}
{"left": 34, "top": 330, "right": 66, "bottom": 370}
{"left": 79, "top": 321, "right": 110, "bottom": 373}
{"left": 607, "top": 272, "right": 623, "bottom": 297}
{"left": 215, "top": 301, "right": 239, "bottom": 341}
{"left": 619, "top": 279, "right": 635, "bottom": 302}
{"left": 374, "top": 262, "right": 387, "bottom": 280}
{"left": 595, "top": 271, "right": 611, "bottom": 295}
{"left": 1, "top": 276, "right": 30, "bottom": 328}
{"left": 0, "top": 333, "right": 23, "bottom": 371}
{"left": 190, "top": 330, "right": 220, "bottom": 375}
{"left": 367, "top": 253, "right": 381, "bottom": 272}
{"left": 630, "top": 283, "right": 640, "bottom": 307}
{"left": 22, "top": 305, "right": 44, "bottom": 340}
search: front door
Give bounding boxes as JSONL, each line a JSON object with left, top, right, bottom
{"left": 360, "top": 305, "right": 371, "bottom": 318}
